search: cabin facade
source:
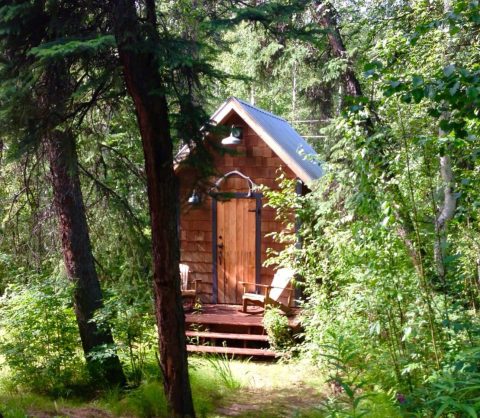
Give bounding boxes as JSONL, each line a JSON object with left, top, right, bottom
{"left": 176, "top": 97, "right": 322, "bottom": 305}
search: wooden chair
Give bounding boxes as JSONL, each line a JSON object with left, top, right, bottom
{"left": 180, "top": 263, "right": 201, "bottom": 311}
{"left": 240, "top": 268, "right": 295, "bottom": 314}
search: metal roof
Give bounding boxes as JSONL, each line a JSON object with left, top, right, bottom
{"left": 216, "top": 97, "right": 323, "bottom": 183}
{"left": 176, "top": 97, "right": 323, "bottom": 184}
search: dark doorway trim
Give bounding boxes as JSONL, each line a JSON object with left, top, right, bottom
{"left": 294, "top": 180, "right": 304, "bottom": 304}
{"left": 211, "top": 192, "right": 262, "bottom": 304}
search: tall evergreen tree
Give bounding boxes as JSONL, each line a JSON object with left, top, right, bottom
{"left": 109, "top": 1, "right": 196, "bottom": 415}
{"left": 0, "top": 0, "right": 125, "bottom": 385}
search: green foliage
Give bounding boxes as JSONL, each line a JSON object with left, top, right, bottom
{"left": 108, "top": 381, "right": 169, "bottom": 418}
{"left": 315, "top": 330, "right": 401, "bottom": 418}
{"left": 263, "top": 307, "right": 295, "bottom": 352}
{"left": 418, "top": 346, "right": 480, "bottom": 417}
{"left": 94, "top": 279, "right": 157, "bottom": 386}
{"left": 0, "top": 274, "right": 87, "bottom": 395}
{"left": 29, "top": 35, "right": 116, "bottom": 60}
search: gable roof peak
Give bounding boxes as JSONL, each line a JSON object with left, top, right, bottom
{"left": 230, "top": 97, "right": 287, "bottom": 123}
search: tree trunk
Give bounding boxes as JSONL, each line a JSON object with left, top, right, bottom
{"left": 46, "top": 129, "right": 126, "bottom": 386}
{"left": 433, "top": 153, "right": 456, "bottom": 287}
{"left": 111, "top": 1, "right": 195, "bottom": 416}
{"left": 313, "top": 1, "right": 362, "bottom": 97}
{"left": 44, "top": 64, "right": 125, "bottom": 387}
{"left": 433, "top": 0, "right": 457, "bottom": 286}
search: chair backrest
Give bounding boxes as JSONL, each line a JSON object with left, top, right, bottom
{"left": 269, "top": 268, "right": 294, "bottom": 301}
{"left": 179, "top": 263, "right": 189, "bottom": 290}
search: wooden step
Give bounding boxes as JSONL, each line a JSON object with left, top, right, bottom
{"left": 185, "top": 313, "right": 265, "bottom": 328}
{"left": 186, "top": 330, "right": 269, "bottom": 342}
{"left": 187, "top": 344, "right": 276, "bottom": 357}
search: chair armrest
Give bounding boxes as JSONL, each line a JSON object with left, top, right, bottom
{"left": 239, "top": 282, "right": 271, "bottom": 296}
{"left": 242, "top": 283, "right": 272, "bottom": 289}
{"left": 268, "top": 286, "right": 294, "bottom": 291}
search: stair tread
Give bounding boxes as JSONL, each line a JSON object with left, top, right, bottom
{"left": 185, "top": 314, "right": 265, "bottom": 327}
{"left": 186, "top": 330, "right": 269, "bottom": 341}
{"left": 187, "top": 344, "right": 276, "bottom": 357}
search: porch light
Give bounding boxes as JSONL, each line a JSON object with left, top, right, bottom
{"left": 221, "top": 125, "right": 243, "bottom": 145}
{"left": 187, "top": 189, "right": 201, "bottom": 205}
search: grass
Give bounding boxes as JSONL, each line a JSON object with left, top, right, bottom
{"left": 0, "top": 357, "right": 331, "bottom": 417}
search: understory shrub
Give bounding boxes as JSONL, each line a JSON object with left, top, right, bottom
{"left": 94, "top": 278, "right": 158, "bottom": 386}
{"left": 263, "top": 307, "right": 294, "bottom": 352}
{"left": 0, "top": 274, "right": 86, "bottom": 394}
{"left": 416, "top": 345, "right": 480, "bottom": 416}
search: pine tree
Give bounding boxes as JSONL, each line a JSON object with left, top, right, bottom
{"left": 0, "top": 0, "right": 125, "bottom": 385}
{"left": 110, "top": 1, "right": 196, "bottom": 415}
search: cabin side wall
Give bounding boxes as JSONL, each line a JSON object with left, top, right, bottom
{"left": 178, "top": 114, "right": 297, "bottom": 303}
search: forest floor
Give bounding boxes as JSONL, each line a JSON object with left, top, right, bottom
{"left": 0, "top": 359, "right": 327, "bottom": 418}
{"left": 212, "top": 360, "right": 325, "bottom": 417}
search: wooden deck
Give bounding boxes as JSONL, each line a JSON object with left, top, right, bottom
{"left": 185, "top": 304, "right": 301, "bottom": 329}
{"left": 184, "top": 304, "right": 301, "bottom": 358}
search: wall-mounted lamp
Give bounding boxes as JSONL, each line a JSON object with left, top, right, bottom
{"left": 221, "top": 125, "right": 243, "bottom": 146}
{"left": 187, "top": 189, "right": 201, "bottom": 205}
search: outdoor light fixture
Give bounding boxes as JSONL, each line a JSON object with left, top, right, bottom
{"left": 187, "top": 189, "right": 201, "bottom": 205}
{"left": 221, "top": 125, "right": 243, "bottom": 145}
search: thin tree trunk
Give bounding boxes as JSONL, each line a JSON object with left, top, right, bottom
{"left": 44, "top": 65, "right": 125, "bottom": 386}
{"left": 433, "top": 0, "right": 457, "bottom": 286}
{"left": 314, "top": 1, "right": 363, "bottom": 97}
{"left": 433, "top": 153, "right": 456, "bottom": 286}
{"left": 111, "top": 1, "right": 195, "bottom": 416}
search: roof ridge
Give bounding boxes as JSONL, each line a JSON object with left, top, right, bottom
{"left": 232, "top": 97, "right": 287, "bottom": 123}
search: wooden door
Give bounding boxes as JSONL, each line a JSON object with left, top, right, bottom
{"left": 216, "top": 198, "right": 257, "bottom": 304}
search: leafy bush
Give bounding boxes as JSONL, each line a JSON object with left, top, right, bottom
{"left": 0, "top": 274, "right": 86, "bottom": 394}
{"left": 416, "top": 346, "right": 480, "bottom": 417}
{"left": 265, "top": 159, "right": 480, "bottom": 415}
{"left": 94, "top": 279, "right": 158, "bottom": 385}
{"left": 263, "top": 307, "right": 294, "bottom": 352}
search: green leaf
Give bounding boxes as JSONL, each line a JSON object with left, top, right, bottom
{"left": 389, "top": 79, "right": 402, "bottom": 88}
{"left": 434, "top": 402, "right": 450, "bottom": 418}
{"left": 444, "top": 64, "right": 456, "bottom": 77}
{"left": 449, "top": 81, "right": 460, "bottom": 96}
{"left": 440, "top": 119, "right": 452, "bottom": 132}
{"left": 412, "top": 75, "right": 424, "bottom": 87}
{"left": 412, "top": 88, "right": 425, "bottom": 103}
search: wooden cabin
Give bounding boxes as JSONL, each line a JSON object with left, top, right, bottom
{"left": 176, "top": 97, "right": 322, "bottom": 306}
